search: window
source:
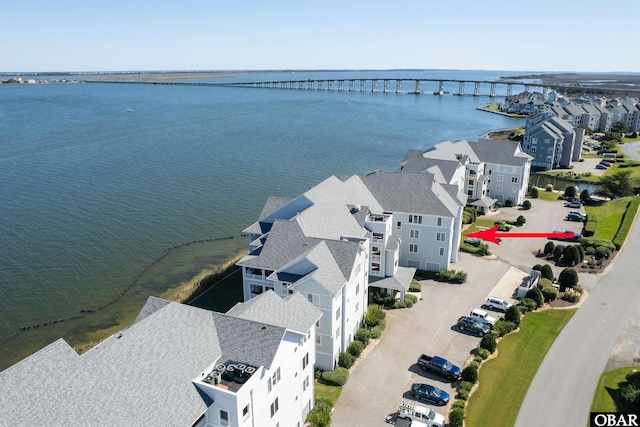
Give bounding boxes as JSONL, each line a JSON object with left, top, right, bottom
{"left": 270, "top": 398, "right": 279, "bottom": 418}
{"left": 467, "top": 190, "right": 474, "bottom": 197}
{"left": 439, "top": 247, "right": 445, "bottom": 256}
{"left": 409, "top": 244, "right": 418, "bottom": 253}
{"left": 436, "top": 232, "right": 445, "bottom": 242}
{"left": 356, "top": 283, "right": 360, "bottom": 295}
{"left": 468, "top": 179, "right": 474, "bottom": 186}
{"left": 335, "top": 307, "right": 340, "bottom": 320}
{"left": 496, "top": 184, "right": 503, "bottom": 192}
{"left": 302, "top": 352, "right": 309, "bottom": 369}
{"left": 271, "top": 367, "right": 281, "bottom": 388}
{"left": 315, "top": 319, "right": 320, "bottom": 328}
{"left": 307, "top": 293, "right": 313, "bottom": 303}
{"left": 355, "top": 301, "right": 359, "bottom": 313}
{"left": 316, "top": 335, "right": 321, "bottom": 344}
{"left": 497, "top": 175, "right": 504, "bottom": 182}
{"left": 437, "top": 217, "right": 442, "bottom": 226}
{"left": 511, "top": 177, "right": 518, "bottom": 183}
{"left": 303, "top": 375, "right": 310, "bottom": 392}
{"left": 488, "top": 169, "right": 492, "bottom": 176}
{"left": 335, "top": 327, "right": 340, "bottom": 338}
{"left": 396, "top": 221, "right": 401, "bottom": 229}
{"left": 371, "top": 263, "right": 380, "bottom": 272}
{"left": 410, "top": 229, "right": 419, "bottom": 238}
{"left": 408, "top": 215, "right": 423, "bottom": 224}
{"left": 243, "top": 405, "right": 250, "bottom": 418}
{"left": 220, "top": 410, "right": 229, "bottom": 424}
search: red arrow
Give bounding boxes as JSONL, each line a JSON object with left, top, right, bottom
{"left": 464, "top": 226, "right": 576, "bottom": 245}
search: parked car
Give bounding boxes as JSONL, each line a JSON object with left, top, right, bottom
{"left": 464, "top": 237, "right": 482, "bottom": 247}
{"left": 494, "top": 221, "right": 512, "bottom": 231}
{"left": 565, "top": 201, "right": 582, "bottom": 208}
{"left": 566, "top": 212, "right": 586, "bottom": 222}
{"left": 410, "top": 383, "right": 450, "bottom": 405}
{"left": 600, "top": 161, "right": 612, "bottom": 166}
{"left": 469, "top": 308, "right": 497, "bottom": 327}
{"left": 596, "top": 164, "right": 608, "bottom": 170}
{"left": 417, "top": 355, "right": 461, "bottom": 381}
{"left": 485, "top": 296, "right": 512, "bottom": 312}
{"left": 456, "top": 316, "right": 491, "bottom": 337}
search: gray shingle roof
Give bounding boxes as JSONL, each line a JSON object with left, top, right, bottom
{"left": 472, "top": 139, "right": 532, "bottom": 166}
{"left": 0, "top": 298, "right": 288, "bottom": 427}
{"left": 361, "top": 171, "right": 463, "bottom": 217}
{"left": 368, "top": 266, "right": 416, "bottom": 291}
{"left": 226, "top": 290, "right": 322, "bottom": 334}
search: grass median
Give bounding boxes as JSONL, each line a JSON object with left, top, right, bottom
{"left": 465, "top": 309, "right": 576, "bottom": 427}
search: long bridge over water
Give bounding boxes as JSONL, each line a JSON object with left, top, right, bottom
{"left": 87, "top": 77, "right": 547, "bottom": 97}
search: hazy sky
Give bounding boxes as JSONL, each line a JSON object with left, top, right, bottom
{"left": 1, "top": 0, "right": 639, "bottom": 73}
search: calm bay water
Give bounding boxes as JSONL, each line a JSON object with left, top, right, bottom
{"left": 0, "top": 70, "right": 526, "bottom": 368}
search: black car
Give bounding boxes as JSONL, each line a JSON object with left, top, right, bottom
{"left": 456, "top": 316, "right": 491, "bottom": 337}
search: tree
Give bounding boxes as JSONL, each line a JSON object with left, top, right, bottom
{"left": 516, "top": 215, "right": 526, "bottom": 225}
{"left": 580, "top": 189, "right": 590, "bottom": 203}
{"left": 505, "top": 305, "right": 522, "bottom": 327}
{"left": 522, "top": 200, "right": 532, "bottom": 210}
{"left": 525, "top": 286, "right": 544, "bottom": 308}
{"left": 564, "top": 185, "right": 577, "bottom": 198}
{"left": 544, "top": 241, "right": 555, "bottom": 255}
{"left": 530, "top": 187, "right": 539, "bottom": 198}
{"left": 540, "top": 264, "right": 554, "bottom": 281}
{"left": 562, "top": 245, "right": 581, "bottom": 266}
{"left": 553, "top": 245, "right": 564, "bottom": 261}
{"left": 558, "top": 268, "right": 579, "bottom": 291}
{"left": 611, "top": 121, "right": 631, "bottom": 134}
{"left": 597, "top": 170, "right": 634, "bottom": 199}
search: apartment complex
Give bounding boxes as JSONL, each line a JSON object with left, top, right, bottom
{"left": 0, "top": 295, "right": 321, "bottom": 427}
{"left": 522, "top": 111, "right": 584, "bottom": 169}
{"left": 237, "top": 172, "right": 465, "bottom": 370}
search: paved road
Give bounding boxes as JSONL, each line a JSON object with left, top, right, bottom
{"left": 620, "top": 141, "right": 640, "bottom": 161}
{"left": 515, "top": 201, "right": 640, "bottom": 427}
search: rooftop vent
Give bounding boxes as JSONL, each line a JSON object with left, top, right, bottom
{"left": 350, "top": 204, "right": 361, "bottom": 214}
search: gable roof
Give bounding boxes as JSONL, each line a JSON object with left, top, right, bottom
{"left": 0, "top": 298, "right": 291, "bottom": 427}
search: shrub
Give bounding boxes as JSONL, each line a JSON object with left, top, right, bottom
{"left": 473, "top": 355, "right": 484, "bottom": 364}
{"left": 477, "top": 348, "right": 491, "bottom": 360}
{"left": 321, "top": 367, "right": 349, "bottom": 386}
{"left": 461, "top": 365, "right": 478, "bottom": 384}
{"left": 403, "top": 298, "right": 414, "bottom": 308}
{"left": 579, "top": 238, "right": 615, "bottom": 253}
{"left": 562, "top": 245, "right": 581, "bottom": 267}
{"left": 562, "top": 288, "right": 581, "bottom": 303}
{"left": 545, "top": 184, "right": 554, "bottom": 192}
{"left": 364, "top": 304, "right": 386, "bottom": 328}
{"left": 580, "top": 189, "right": 590, "bottom": 203}
{"left": 409, "top": 279, "right": 422, "bottom": 292}
{"left": 519, "top": 297, "right": 538, "bottom": 313}
{"left": 459, "top": 381, "right": 474, "bottom": 392}
{"left": 504, "top": 199, "right": 513, "bottom": 207}
{"left": 530, "top": 187, "right": 539, "bottom": 198}
{"left": 594, "top": 245, "right": 612, "bottom": 260}
{"left": 532, "top": 264, "right": 543, "bottom": 271}
{"left": 540, "top": 264, "right": 554, "bottom": 281}
{"left": 521, "top": 200, "right": 532, "bottom": 210}
{"left": 449, "top": 407, "right": 465, "bottom": 427}
{"left": 405, "top": 294, "right": 418, "bottom": 304}
{"left": 452, "top": 399, "right": 466, "bottom": 410}
{"left": 558, "top": 268, "right": 579, "bottom": 291}
{"left": 620, "top": 382, "right": 640, "bottom": 410}
{"left": 516, "top": 215, "right": 526, "bottom": 225}
{"left": 371, "top": 292, "right": 395, "bottom": 309}
{"left": 525, "top": 286, "right": 544, "bottom": 308}
{"left": 457, "top": 388, "right": 470, "bottom": 400}
{"left": 347, "top": 340, "right": 364, "bottom": 358}
{"left": 438, "top": 269, "right": 468, "bottom": 284}
{"left": 307, "top": 399, "right": 332, "bottom": 427}
{"left": 576, "top": 244, "right": 585, "bottom": 263}
{"left": 355, "top": 328, "right": 371, "bottom": 346}
{"left": 537, "top": 278, "right": 552, "bottom": 289}
{"left": 496, "top": 201, "right": 503, "bottom": 208}
{"left": 370, "top": 319, "right": 386, "bottom": 339}
{"left": 627, "top": 371, "right": 640, "bottom": 385}
{"left": 493, "top": 318, "right": 516, "bottom": 337}
{"left": 553, "top": 245, "right": 564, "bottom": 260}
{"left": 338, "top": 352, "right": 355, "bottom": 369}
{"left": 469, "top": 360, "right": 481, "bottom": 370}
{"left": 505, "top": 305, "right": 522, "bottom": 327}
{"left": 394, "top": 300, "right": 407, "bottom": 309}
{"left": 541, "top": 286, "right": 558, "bottom": 301}
{"left": 480, "top": 333, "right": 498, "bottom": 354}
{"left": 564, "top": 185, "right": 577, "bottom": 198}
{"left": 314, "top": 368, "right": 325, "bottom": 380}
{"left": 543, "top": 241, "right": 555, "bottom": 255}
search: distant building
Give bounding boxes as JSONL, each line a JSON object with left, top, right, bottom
{"left": 522, "top": 111, "right": 584, "bottom": 169}
{"left": 0, "top": 295, "right": 321, "bottom": 427}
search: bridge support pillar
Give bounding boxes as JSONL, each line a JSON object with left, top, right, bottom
{"left": 507, "top": 84, "right": 512, "bottom": 97}
{"left": 360, "top": 79, "right": 367, "bottom": 92}
{"left": 396, "top": 80, "right": 402, "bottom": 93}
{"left": 298, "top": 81, "right": 304, "bottom": 90}
{"left": 349, "top": 80, "right": 355, "bottom": 91}
{"left": 318, "top": 80, "right": 324, "bottom": 90}
{"left": 338, "top": 80, "right": 345, "bottom": 91}
{"left": 474, "top": 82, "right": 480, "bottom": 96}
{"left": 414, "top": 80, "right": 421, "bottom": 94}
{"left": 525, "top": 84, "right": 531, "bottom": 92}
{"left": 329, "top": 80, "right": 335, "bottom": 91}
{"left": 490, "top": 83, "right": 497, "bottom": 97}
{"left": 438, "top": 81, "right": 444, "bottom": 95}
{"left": 458, "top": 81, "right": 465, "bottom": 96}
{"left": 384, "top": 80, "right": 390, "bottom": 93}
{"left": 372, "top": 80, "right": 378, "bottom": 92}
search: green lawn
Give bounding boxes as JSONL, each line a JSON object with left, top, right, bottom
{"left": 315, "top": 381, "right": 343, "bottom": 406}
{"left": 465, "top": 309, "right": 576, "bottom": 427}
{"left": 462, "top": 219, "right": 496, "bottom": 236}
{"left": 591, "top": 367, "right": 640, "bottom": 412}
{"left": 584, "top": 196, "right": 640, "bottom": 242}
{"left": 188, "top": 268, "right": 244, "bottom": 313}
{"left": 535, "top": 190, "right": 562, "bottom": 201}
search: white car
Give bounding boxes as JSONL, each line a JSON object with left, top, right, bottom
{"left": 470, "top": 308, "right": 497, "bottom": 327}
{"left": 485, "top": 297, "right": 512, "bottom": 312}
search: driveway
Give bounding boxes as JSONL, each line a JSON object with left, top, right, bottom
{"left": 331, "top": 196, "right": 606, "bottom": 426}
{"left": 620, "top": 140, "right": 640, "bottom": 161}
{"left": 331, "top": 254, "right": 513, "bottom": 427}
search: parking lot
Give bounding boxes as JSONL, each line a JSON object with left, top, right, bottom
{"left": 331, "top": 197, "right": 595, "bottom": 426}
